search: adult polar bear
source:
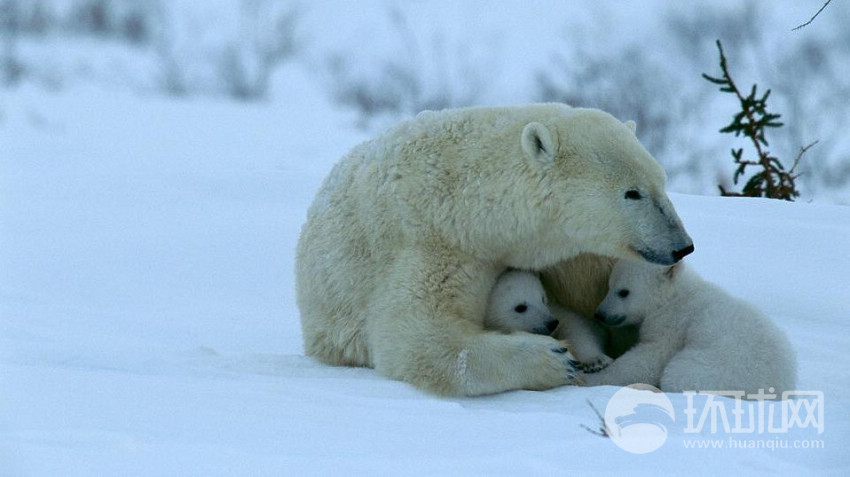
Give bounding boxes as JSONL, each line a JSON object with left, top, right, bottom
{"left": 296, "top": 104, "right": 693, "bottom": 396}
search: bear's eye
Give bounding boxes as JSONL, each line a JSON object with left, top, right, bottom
{"left": 624, "top": 189, "right": 642, "bottom": 200}
{"left": 618, "top": 289, "right": 630, "bottom": 298}
{"left": 514, "top": 304, "right": 528, "bottom": 313}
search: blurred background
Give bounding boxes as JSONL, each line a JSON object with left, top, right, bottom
{"left": 2, "top": 0, "right": 848, "bottom": 203}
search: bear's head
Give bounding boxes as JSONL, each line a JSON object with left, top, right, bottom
{"left": 485, "top": 270, "right": 558, "bottom": 335}
{"left": 519, "top": 107, "right": 693, "bottom": 267}
{"left": 593, "top": 258, "right": 681, "bottom": 327}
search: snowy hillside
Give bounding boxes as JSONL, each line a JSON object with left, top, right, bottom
{"left": 2, "top": 1, "right": 850, "bottom": 475}
{"left": 4, "top": 0, "right": 850, "bottom": 201}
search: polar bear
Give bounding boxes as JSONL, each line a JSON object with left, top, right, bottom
{"left": 485, "top": 270, "right": 558, "bottom": 335}
{"left": 583, "top": 259, "right": 797, "bottom": 396}
{"left": 296, "top": 103, "right": 694, "bottom": 396}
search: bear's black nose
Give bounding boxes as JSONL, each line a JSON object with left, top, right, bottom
{"left": 546, "top": 319, "right": 559, "bottom": 332}
{"left": 672, "top": 243, "right": 695, "bottom": 262}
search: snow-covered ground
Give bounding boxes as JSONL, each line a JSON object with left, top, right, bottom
{"left": 2, "top": 69, "right": 848, "bottom": 476}
{"left": 2, "top": 1, "right": 849, "bottom": 475}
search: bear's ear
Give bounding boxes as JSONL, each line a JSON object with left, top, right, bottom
{"left": 625, "top": 120, "right": 637, "bottom": 134}
{"left": 521, "top": 122, "right": 558, "bottom": 164}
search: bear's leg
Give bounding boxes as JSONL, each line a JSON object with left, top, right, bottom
{"left": 296, "top": 250, "right": 372, "bottom": 367}
{"left": 581, "top": 341, "right": 677, "bottom": 388}
{"left": 551, "top": 303, "right": 612, "bottom": 372}
{"left": 659, "top": 349, "right": 718, "bottom": 393}
{"left": 300, "top": 305, "right": 371, "bottom": 367}
{"left": 367, "top": 247, "right": 580, "bottom": 396}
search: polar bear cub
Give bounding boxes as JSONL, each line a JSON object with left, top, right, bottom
{"left": 583, "top": 259, "right": 796, "bottom": 396}
{"left": 485, "top": 270, "right": 614, "bottom": 373}
{"left": 485, "top": 270, "right": 559, "bottom": 335}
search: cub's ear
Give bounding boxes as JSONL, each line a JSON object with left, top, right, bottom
{"left": 521, "top": 122, "right": 558, "bottom": 164}
{"left": 625, "top": 120, "right": 637, "bottom": 134}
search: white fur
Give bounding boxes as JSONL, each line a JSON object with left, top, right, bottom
{"left": 583, "top": 259, "right": 797, "bottom": 397}
{"left": 487, "top": 270, "right": 616, "bottom": 373}
{"left": 296, "top": 103, "right": 692, "bottom": 396}
{"left": 552, "top": 302, "right": 614, "bottom": 372}
{"left": 544, "top": 253, "right": 638, "bottom": 367}
{"left": 485, "top": 270, "right": 558, "bottom": 335}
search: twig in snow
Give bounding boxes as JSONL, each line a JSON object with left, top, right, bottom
{"left": 580, "top": 399, "right": 610, "bottom": 438}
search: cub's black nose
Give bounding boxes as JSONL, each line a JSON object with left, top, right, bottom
{"left": 595, "top": 312, "right": 625, "bottom": 326}
{"left": 672, "top": 243, "right": 695, "bottom": 262}
{"left": 546, "top": 319, "right": 559, "bottom": 333}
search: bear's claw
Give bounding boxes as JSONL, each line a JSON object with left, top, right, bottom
{"left": 580, "top": 355, "right": 613, "bottom": 373}
{"left": 550, "top": 346, "right": 581, "bottom": 382}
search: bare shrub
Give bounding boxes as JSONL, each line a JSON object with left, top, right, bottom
{"left": 0, "top": 1, "right": 20, "bottom": 85}
{"left": 536, "top": 47, "right": 674, "bottom": 161}
{"left": 151, "top": 0, "right": 300, "bottom": 101}
{"left": 665, "top": 2, "right": 763, "bottom": 63}
{"left": 771, "top": 29, "right": 850, "bottom": 194}
{"left": 217, "top": 0, "right": 301, "bottom": 101}
{"left": 325, "top": 6, "right": 490, "bottom": 127}
{"left": 68, "top": 0, "right": 152, "bottom": 44}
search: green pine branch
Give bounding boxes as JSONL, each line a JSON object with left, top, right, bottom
{"left": 703, "top": 40, "right": 805, "bottom": 201}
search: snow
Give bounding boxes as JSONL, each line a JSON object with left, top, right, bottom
{"left": 2, "top": 1, "right": 850, "bottom": 475}
{"left": 3, "top": 72, "right": 848, "bottom": 477}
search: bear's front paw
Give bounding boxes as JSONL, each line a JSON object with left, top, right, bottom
{"left": 581, "top": 355, "right": 613, "bottom": 373}
{"left": 506, "top": 334, "right": 583, "bottom": 389}
{"left": 551, "top": 345, "right": 581, "bottom": 383}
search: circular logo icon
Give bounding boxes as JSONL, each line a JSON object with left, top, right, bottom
{"left": 604, "top": 383, "right": 675, "bottom": 454}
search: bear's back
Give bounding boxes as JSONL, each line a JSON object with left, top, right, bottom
{"left": 311, "top": 103, "right": 576, "bottom": 235}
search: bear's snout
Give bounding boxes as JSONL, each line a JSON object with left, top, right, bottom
{"left": 531, "top": 316, "right": 559, "bottom": 336}
{"left": 637, "top": 242, "right": 694, "bottom": 266}
{"left": 672, "top": 243, "right": 695, "bottom": 262}
{"left": 595, "top": 312, "right": 625, "bottom": 327}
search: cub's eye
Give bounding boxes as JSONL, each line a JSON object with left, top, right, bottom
{"left": 624, "top": 190, "right": 642, "bottom": 200}
{"left": 618, "top": 289, "right": 630, "bottom": 298}
{"left": 514, "top": 304, "right": 528, "bottom": 313}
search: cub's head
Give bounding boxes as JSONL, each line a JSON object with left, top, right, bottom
{"left": 485, "top": 270, "right": 558, "bottom": 335}
{"left": 593, "top": 259, "right": 680, "bottom": 327}
{"left": 520, "top": 107, "right": 694, "bottom": 266}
